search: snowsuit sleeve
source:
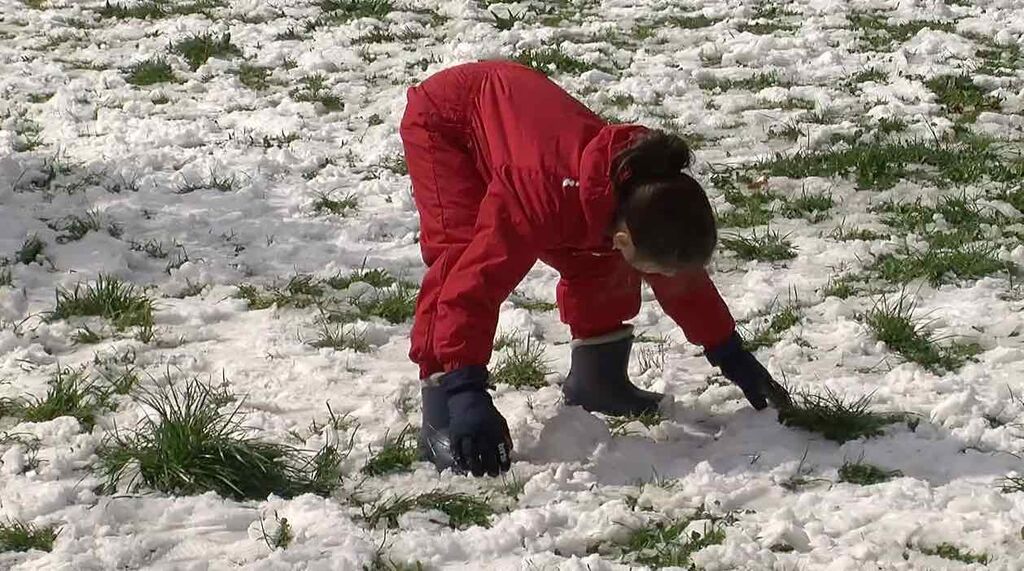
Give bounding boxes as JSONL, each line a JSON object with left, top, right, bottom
{"left": 645, "top": 271, "right": 736, "bottom": 350}
{"left": 433, "top": 170, "right": 545, "bottom": 372}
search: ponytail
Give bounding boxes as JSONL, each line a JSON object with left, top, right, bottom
{"left": 612, "top": 130, "right": 716, "bottom": 269}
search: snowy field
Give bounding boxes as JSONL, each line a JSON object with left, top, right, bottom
{"left": 2, "top": 0, "right": 1024, "bottom": 568}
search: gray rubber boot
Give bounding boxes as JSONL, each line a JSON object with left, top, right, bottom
{"left": 419, "top": 376, "right": 458, "bottom": 472}
{"left": 562, "top": 326, "right": 663, "bottom": 416}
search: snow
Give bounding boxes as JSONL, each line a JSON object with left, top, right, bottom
{"left": 1, "top": 0, "right": 1024, "bottom": 569}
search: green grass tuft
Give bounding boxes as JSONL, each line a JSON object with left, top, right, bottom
{"left": 237, "top": 63, "right": 270, "bottom": 90}
{"left": 328, "top": 267, "right": 398, "bottom": 290}
{"left": 745, "top": 302, "right": 801, "bottom": 350}
{"left": 96, "top": 377, "right": 347, "bottom": 500}
{"left": 757, "top": 133, "right": 1022, "bottom": 190}
{"left": 509, "top": 292, "right": 556, "bottom": 312}
{"left": 513, "top": 47, "right": 594, "bottom": 76}
{"left": 607, "top": 410, "right": 665, "bottom": 436}
{"left": 0, "top": 520, "right": 59, "bottom": 553}
{"left": 16, "top": 235, "right": 46, "bottom": 265}
{"left": 361, "top": 426, "right": 418, "bottom": 476}
{"left": 781, "top": 191, "right": 833, "bottom": 222}
{"left": 926, "top": 73, "right": 1003, "bottom": 120}
{"left": 918, "top": 543, "right": 990, "bottom": 565}
{"left": 778, "top": 389, "right": 905, "bottom": 443}
{"left": 870, "top": 244, "right": 1014, "bottom": 286}
{"left": 603, "top": 507, "right": 734, "bottom": 568}
{"left": 312, "top": 191, "right": 358, "bottom": 216}
{"left": 309, "top": 319, "right": 372, "bottom": 353}
{"left": 124, "top": 58, "right": 176, "bottom": 86}
{"left": 318, "top": 0, "right": 392, "bottom": 22}
{"left": 47, "top": 210, "right": 119, "bottom": 244}
{"left": 171, "top": 32, "right": 241, "bottom": 70}
{"left": 2, "top": 366, "right": 109, "bottom": 430}
{"left": 361, "top": 490, "right": 494, "bottom": 529}
{"left": 838, "top": 459, "right": 902, "bottom": 485}
{"left": 291, "top": 74, "right": 343, "bottom": 111}
{"left": 236, "top": 275, "right": 325, "bottom": 310}
{"left": 50, "top": 275, "right": 155, "bottom": 332}
{"left": 721, "top": 228, "right": 797, "bottom": 262}
{"left": 491, "top": 335, "right": 550, "bottom": 389}
{"left": 863, "top": 294, "right": 981, "bottom": 372}
{"left": 850, "top": 13, "right": 954, "bottom": 51}
{"left": 353, "top": 283, "right": 418, "bottom": 324}
{"left": 698, "top": 71, "right": 787, "bottom": 92}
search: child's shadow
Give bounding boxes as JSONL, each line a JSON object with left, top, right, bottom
{"left": 521, "top": 404, "right": 1022, "bottom": 487}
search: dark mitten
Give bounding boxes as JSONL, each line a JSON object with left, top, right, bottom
{"left": 706, "top": 332, "right": 792, "bottom": 411}
{"left": 442, "top": 366, "right": 513, "bottom": 477}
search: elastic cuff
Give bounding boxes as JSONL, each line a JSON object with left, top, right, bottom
{"left": 440, "top": 365, "right": 489, "bottom": 395}
{"left": 570, "top": 324, "right": 634, "bottom": 348}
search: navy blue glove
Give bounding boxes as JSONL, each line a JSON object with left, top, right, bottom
{"left": 706, "top": 332, "right": 792, "bottom": 411}
{"left": 441, "top": 366, "right": 512, "bottom": 477}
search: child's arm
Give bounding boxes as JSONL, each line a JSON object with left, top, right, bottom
{"left": 647, "top": 272, "right": 792, "bottom": 410}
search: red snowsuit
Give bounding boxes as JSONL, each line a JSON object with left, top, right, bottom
{"left": 400, "top": 62, "right": 736, "bottom": 379}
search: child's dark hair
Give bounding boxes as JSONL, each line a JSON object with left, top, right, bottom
{"left": 612, "top": 130, "right": 717, "bottom": 269}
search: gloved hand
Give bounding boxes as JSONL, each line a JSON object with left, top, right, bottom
{"left": 706, "top": 332, "right": 792, "bottom": 411}
{"left": 441, "top": 366, "right": 512, "bottom": 477}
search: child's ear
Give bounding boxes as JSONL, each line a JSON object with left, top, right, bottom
{"left": 611, "top": 230, "right": 633, "bottom": 252}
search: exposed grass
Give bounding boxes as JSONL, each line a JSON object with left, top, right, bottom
{"left": 236, "top": 275, "right": 325, "bottom": 310}
{"left": 863, "top": 294, "right": 981, "bottom": 372}
{"left": 870, "top": 244, "right": 1014, "bottom": 286}
{"left": 721, "top": 228, "right": 797, "bottom": 262}
{"left": 0, "top": 520, "right": 59, "bottom": 553}
{"left": 513, "top": 46, "right": 594, "bottom": 76}
{"left": 50, "top": 275, "right": 155, "bottom": 332}
{"left": 310, "top": 319, "right": 372, "bottom": 353}
{"left": 926, "top": 73, "right": 1003, "bottom": 120}
{"left": 698, "top": 71, "right": 787, "bottom": 92}
{"left": 171, "top": 32, "right": 241, "bottom": 71}
{"left": 490, "top": 6, "right": 526, "bottom": 30}
{"left": 353, "top": 283, "right": 418, "bottom": 324}
{"left": 820, "top": 273, "right": 868, "bottom": 299}
{"left": 258, "top": 514, "right": 293, "bottom": 550}
{"left": 328, "top": 267, "right": 399, "bottom": 290}
{"left": 745, "top": 302, "right": 801, "bottom": 350}
{"left": 47, "top": 210, "right": 120, "bottom": 244}
{"left": 757, "top": 132, "right": 1023, "bottom": 190}
{"left": 716, "top": 186, "right": 777, "bottom": 228}
{"left": 781, "top": 191, "right": 833, "bottom": 222}
{"left": 96, "top": 378, "right": 346, "bottom": 500}
{"left": 16, "top": 235, "right": 46, "bottom": 265}
{"left": 602, "top": 507, "right": 734, "bottom": 568}
{"left": 361, "top": 490, "right": 494, "bottom": 529}
{"left": 318, "top": 0, "right": 392, "bottom": 22}
{"left": 918, "top": 543, "right": 990, "bottom": 565}
{"left": 2, "top": 367, "right": 108, "bottom": 430}
{"left": 850, "top": 12, "right": 954, "bottom": 52}
{"left": 361, "top": 426, "right": 418, "bottom": 476}
{"left": 998, "top": 475, "right": 1024, "bottom": 493}
{"left": 829, "top": 224, "right": 885, "bottom": 242}
{"left": 608, "top": 410, "right": 665, "bottom": 437}
{"left": 291, "top": 74, "right": 343, "bottom": 112}
{"left": 838, "top": 459, "right": 902, "bottom": 485}
{"left": 236, "top": 63, "right": 270, "bottom": 90}
{"left": 311, "top": 191, "right": 358, "bottom": 216}
{"left": 98, "top": 0, "right": 223, "bottom": 19}
{"left": 123, "top": 58, "right": 176, "bottom": 86}
{"left": 509, "top": 292, "right": 556, "bottom": 312}
{"left": 778, "top": 389, "right": 905, "bottom": 443}
{"left": 491, "top": 335, "right": 550, "bottom": 389}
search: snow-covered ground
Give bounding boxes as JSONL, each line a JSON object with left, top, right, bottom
{"left": 2, "top": 0, "right": 1024, "bottom": 568}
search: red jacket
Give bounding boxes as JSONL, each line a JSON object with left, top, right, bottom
{"left": 402, "top": 62, "right": 736, "bottom": 373}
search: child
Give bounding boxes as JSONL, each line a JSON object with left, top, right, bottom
{"left": 399, "top": 61, "right": 790, "bottom": 478}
